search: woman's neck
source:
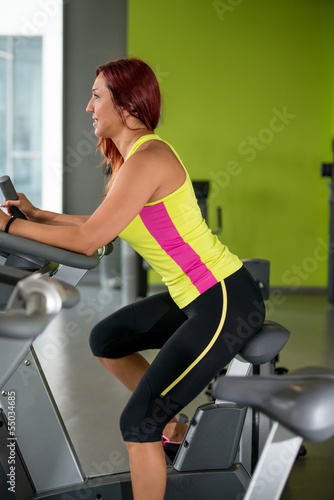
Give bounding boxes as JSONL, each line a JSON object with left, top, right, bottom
{"left": 113, "top": 126, "right": 153, "bottom": 160}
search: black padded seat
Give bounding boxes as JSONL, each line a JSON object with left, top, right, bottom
{"left": 239, "top": 320, "right": 290, "bottom": 365}
{"left": 212, "top": 373, "right": 334, "bottom": 442}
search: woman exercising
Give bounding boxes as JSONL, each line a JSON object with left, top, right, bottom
{"left": 0, "top": 58, "right": 265, "bottom": 500}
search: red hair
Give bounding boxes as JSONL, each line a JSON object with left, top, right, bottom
{"left": 95, "top": 58, "right": 162, "bottom": 188}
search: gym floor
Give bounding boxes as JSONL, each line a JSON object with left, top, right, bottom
{"left": 33, "top": 271, "right": 334, "bottom": 499}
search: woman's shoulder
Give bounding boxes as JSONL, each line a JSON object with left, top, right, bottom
{"left": 123, "top": 138, "right": 186, "bottom": 201}
{"left": 125, "top": 139, "right": 175, "bottom": 171}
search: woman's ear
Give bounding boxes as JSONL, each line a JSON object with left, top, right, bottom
{"left": 123, "top": 107, "right": 142, "bottom": 127}
{"left": 121, "top": 107, "right": 131, "bottom": 119}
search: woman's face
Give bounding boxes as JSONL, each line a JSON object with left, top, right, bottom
{"left": 86, "top": 73, "right": 123, "bottom": 138}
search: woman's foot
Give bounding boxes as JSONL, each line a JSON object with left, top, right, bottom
{"left": 162, "top": 417, "right": 188, "bottom": 462}
{"left": 163, "top": 417, "right": 188, "bottom": 443}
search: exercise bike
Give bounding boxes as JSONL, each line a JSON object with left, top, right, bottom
{"left": 0, "top": 249, "right": 289, "bottom": 496}
{"left": 1, "top": 264, "right": 334, "bottom": 500}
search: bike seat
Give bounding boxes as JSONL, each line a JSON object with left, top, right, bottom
{"left": 239, "top": 320, "right": 290, "bottom": 365}
{"left": 212, "top": 371, "right": 334, "bottom": 442}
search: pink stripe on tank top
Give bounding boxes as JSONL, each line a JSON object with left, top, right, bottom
{"left": 140, "top": 203, "right": 218, "bottom": 294}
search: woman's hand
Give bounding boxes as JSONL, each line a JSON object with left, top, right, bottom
{"left": 1, "top": 193, "right": 39, "bottom": 221}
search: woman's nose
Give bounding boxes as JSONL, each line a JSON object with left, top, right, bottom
{"left": 86, "top": 97, "right": 93, "bottom": 113}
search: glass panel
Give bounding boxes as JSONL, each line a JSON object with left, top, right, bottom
{"left": 0, "top": 37, "right": 7, "bottom": 177}
{"left": 13, "top": 37, "right": 42, "bottom": 152}
{"left": 13, "top": 157, "right": 41, "bottom": 208}
{"left": 0, "top": 36, "right": 43, "bottom": 205}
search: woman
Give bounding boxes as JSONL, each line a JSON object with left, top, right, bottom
{"left": 0, "top": 58, "right": 265, "bottom": 500}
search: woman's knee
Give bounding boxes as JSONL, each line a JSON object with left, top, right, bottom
{"left": 89, "top": 319, "right": 122, "bottom": 358}
{"left": 89, "top": 306, "right": 135, "bottom": 358}
{"left": 120, "top": 377, "right": 182, "bottom": 443}
{"left": 89, "top": 320, "right": 109, "bottom": 357}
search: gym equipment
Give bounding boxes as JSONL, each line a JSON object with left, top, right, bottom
{"left": 0, "top": 228, "right": 101, "bottom": 309}
{"left": 0, "top": 254, "right": 289, "bottom": 499}
{"left": 212, "top": 369, "right": 334, "bottom": 500}
{"left": 0, "top": 176, "right": 27, "bottom": 221}
{"left": 0, "top": 230, "right": 109, "bottom": 500}
{"left": 0, "top": 268, "right": 80, "bottom": 386}
{"left": 0, "top": 174, "right": 108, "bottom": 306}
{"left": 321, "top": 151, "right": 334, "bottom": 302}
{"left": 1, "top": 265, "right": 332, "bottom": 500}
{"left": 209, "top": 319, "right": 290, "bottom": 475}
{"left": 0, "top": 268, "right": 80, "bottom": 498}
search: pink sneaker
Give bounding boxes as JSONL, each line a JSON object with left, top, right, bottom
{"left": 161, "top": 434, "right": 183, "bottom": 462}
{"left": 161, "top": 434, "right": 183, "bottom": 447}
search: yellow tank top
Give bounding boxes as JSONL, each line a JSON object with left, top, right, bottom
{"left": 119, "top": 134, "right": 242, "bottom": 308}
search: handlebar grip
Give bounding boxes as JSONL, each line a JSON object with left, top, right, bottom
{"left": 0, "top": 175, "right": 27, "bottom": 220}
{"left": 53, "top": 278, "right": 80, "bottom": 308}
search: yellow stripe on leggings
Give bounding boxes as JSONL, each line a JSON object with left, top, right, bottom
{"left": 160, "top": 281, "right": 227, "bottom": 397}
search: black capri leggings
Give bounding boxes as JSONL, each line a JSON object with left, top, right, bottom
{"left": 89, "top": 265, "right": 265, "bottom": 443}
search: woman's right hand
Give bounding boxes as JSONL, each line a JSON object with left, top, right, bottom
{"left": 1, "top": 193, "right": 39, "bottom": 222}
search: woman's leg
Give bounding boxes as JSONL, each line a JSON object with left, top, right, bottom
{"left": 120, "top": 267, "right": 265, "bottom": 499}
{"left": 96, "top": 352, "right": 150, "bottom": 392}
{"left": 98, "top": 350, "right": 188, "bottom": 443}
{"left": 89, "top": 292, "right": 189, "bottom": 440}
{"left": 126, "top": 442, "right": 167, "bottom": 500}
{"left": 96, "top": 354, "right": 188, "bottom": 440}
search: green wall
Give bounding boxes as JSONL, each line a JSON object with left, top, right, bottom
{"left": 128, "top": 0, "right": 334, "bottom": 288}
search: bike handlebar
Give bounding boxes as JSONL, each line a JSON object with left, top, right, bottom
{"left": 0, "top": 275, "right": 80, "bottom": 340}
{"left": 0, "top": 232, "right": 101, "bottom": 269}
{"left": 0, "top": 175, "right": 27, "bottom": 220}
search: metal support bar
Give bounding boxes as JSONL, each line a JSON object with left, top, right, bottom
{"left": 0, "top": 348, "right": 84, "bottom": 493}
{"left": 244, "top": 421, "right": 303, "bottom": 500}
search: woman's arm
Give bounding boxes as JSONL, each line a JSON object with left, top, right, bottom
{"left": 1, "top": 193, "right": 89, "bottom": 226}
{"left": 0, "top": 149, "right": 163, "bottom": 255}
{"left": 35, "top": 212, "right": 90, "bottom": 226}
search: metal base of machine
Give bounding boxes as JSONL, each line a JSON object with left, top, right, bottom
{"left": 24, "top": 465, "right": 250, "bottom": 500}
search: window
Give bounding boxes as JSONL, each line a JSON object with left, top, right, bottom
{"left": 0, "top": 36, "right": 42, "bottom": 206}
{"left": 0, "top": 38, "right": 6, "bottom": 174}
{"left": 0, "top": 1, "right": 63, "bottom": 213}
